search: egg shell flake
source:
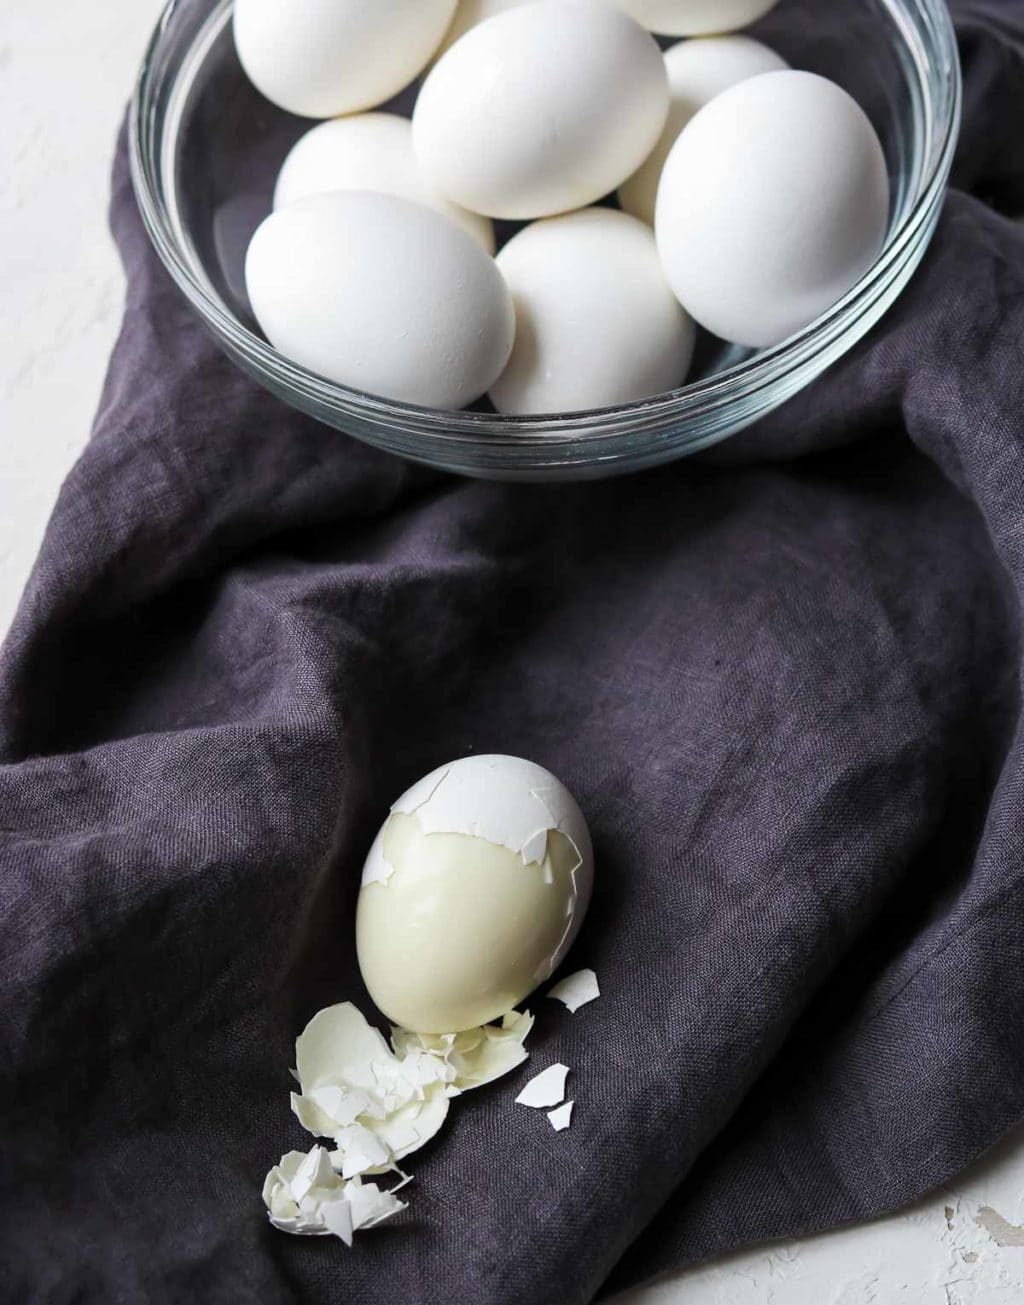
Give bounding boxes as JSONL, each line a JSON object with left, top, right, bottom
{"left": 290, "top": 1002, "right": 537, "bottom": 1170}
{"left": 362, "top": 755, "right": 591, "bottom": 886}
{"left": 291, "top": 1003, "right": 453, "bottom": 1172}
{"left": 547, "top": 967, "right": 601, "bottom": 1012}
{"left": 516, "top": 1062, "right": 571, "bottom": 1108}
{"left": 296, "top": 1002, "right": 394, "bottom": 1090}
{"left": 547, "top": 1100, "right": 575, "bottom": 1131}
{"left": 262, "top": 1144, "right": 408, "bottom": 1241}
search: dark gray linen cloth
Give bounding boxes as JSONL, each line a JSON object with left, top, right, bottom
{"left": 3, "top": 2, "right": 1024, "bottom": 1301}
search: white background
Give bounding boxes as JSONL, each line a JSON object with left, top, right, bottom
{"left": 1, "top": 2, "right": 1022, "bottom": 1300}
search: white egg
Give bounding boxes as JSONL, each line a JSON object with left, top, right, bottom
{"left": 435, "top": 0, "right": 527, "bottom": 59}
{"left": 620, "top": 36, "right": 788, "bottom": 226}
{"left": 273, "top": 113, "right": 495, "bottom": 253}
{"left": 608, "top": 0, "right": 779, "bottom": 36}
{"left": 413, "top": 0, "right": 669, "bottom": 220}
{"left": 357, "top": 756, "right": 594, "bottom": 1034}
{"left": 233, "top": 0, "right": 458, "bottom": 119}
{"left": 245, "top": 191, "right": 514, "bottom": 409}
{"left": 656, "top": 71, "right": 890, "bottom": 349}
{"left": 490, "top": 208, "right": 695, "bottom": 415}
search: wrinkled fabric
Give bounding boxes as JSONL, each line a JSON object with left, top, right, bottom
{"left": 3, "top": 2, "right": 1024, "bottom": 1302}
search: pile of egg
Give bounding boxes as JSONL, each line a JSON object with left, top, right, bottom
{"left": 238, "top": 0, "right": 890, "bottom": 415}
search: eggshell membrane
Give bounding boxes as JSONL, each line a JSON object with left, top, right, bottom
{"left": 273, "top": 113, "right": 495, "bottom": 253}
{"left": 245, "top": 191, "right": 514, "bottom": 409}
{"left": 609, "top": 0, "right": 778, "bottom": 36}
{"left": 357, "top": 755, "right": 594, "bottom": 1034}
{"left": 656, "top": 71, "right": 890, "bottom": 348}
{"left": 490, "top": 208, "right": 696, "bottom": 414}
{"left": 413, "top": 0, "right": 669, "bottom": 219}
{"left": 619, "top": 35, "right": 788, "bottom": 226}
{"left": 233, "top": 0, "right": 458, "bottom": 118}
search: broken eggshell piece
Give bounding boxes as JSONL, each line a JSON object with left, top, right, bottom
{"left": 357, "top": 755, "right": 594, "bottom": 1034}
{"left": 290, "top": 1003, "right": 452, "bottom": 1174}
{"left": 547, "top": 967, "right": 601, "bottom": 1013}
{"left": 289, "top": 1001, "right": 536, "bottom": 1179}
{"left": 391, "top": 1008, "right": 536, "bottom": 1091}
{"left": 262, "top": 1144, "right": 408, "bottom": 1242}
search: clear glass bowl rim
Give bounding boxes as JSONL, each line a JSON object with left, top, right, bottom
{"left": 129, "top": 0, "right": 963, "bottom": 458}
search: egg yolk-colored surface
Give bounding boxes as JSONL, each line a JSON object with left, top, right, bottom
{"left": 356, "top": 812, "right": 580, "bottom": 1033}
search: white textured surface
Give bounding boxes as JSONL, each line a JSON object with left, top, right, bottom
{"left": 610, "top": 1128, "right": 1024, "bottom": 1304}
{"left": 1, "top": 2, "right": 1022, "bottom": 1300}
{"left": 0, "top": 0, "right": 156, "bottom": 638}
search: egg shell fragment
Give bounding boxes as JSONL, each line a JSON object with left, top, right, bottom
{"left": 490, "top": 208, "right": 695, "bottom": 415}
{"left": 357, "top": 756, "right": 594, "bottom": 1034}
{"left": 547, "top": 967, "right": 601, "bottom": 1012}
{"left": 262, "top": 1146, "right": 408, "bottom": 1241}
{"left": 619, "top": 35, "right": 788, "bottom": 226}
{"left": 392, "top": 1009, "right": 536, "bottom": 1092}
{"left": 290, "top": 1003, "right": 453, "bottom": 1171}
{"left": 245, "top": 191, "right": 514, "bottom": 409}
{"left": 413, "top": 0, "right": 669, "bottom": 219}
{"left": 516, "top": 1063, "right": 570, "bottom": 1108}
{"left": 656, "top": 71, "right": 891, "bottom": 348}
{"left": 233, "top": 0, "right": 458, "bottom": 119}
{"left": 273, "top": 113, "right": 495, "bottom": 254}
{"left": 547, "top": 1101, "right": 575, "bottom": 1131}
{"left": 363, "top": 755, "right": 592, "bottom": 884}
{"left": 609, "top": 0, "right": 779, "bottom": 36}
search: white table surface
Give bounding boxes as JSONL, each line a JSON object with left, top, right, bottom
{"left": 1, "top": 2, "right": 1022, "bottom": 1299}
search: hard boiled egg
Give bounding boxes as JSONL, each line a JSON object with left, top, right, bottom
{"left": 491, "top": 208, "right": 695, "bottom": 414}
{"left": 273, "top": 113, "right": 495, "bottom": 253}
{"left": 656, "top": 71, "right": 890, "bottom": 348}
{"left": 356, "top": 756, "right": 594, "bottom": 1034}
{"left": 245, "top": 191, "right": 514, "bottom": 409}
{"left": 233, "top": 0, "right": 458, "bottom": 119}
{"left": 413, "top": 0, "right": 669, "bottom": 219}
{"left": 609, "top": 0, "right": 779, "bottom": 35}
{"left": 435, "top": 0, "right": 527, "bottom": 59}
{"left": 620, "top": 36, "right": 788, "bottom": 226}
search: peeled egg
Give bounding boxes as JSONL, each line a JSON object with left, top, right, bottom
{"left": 609, "top": 0, "right": 779, "bottom": 36}
{"left": 245, "top": 191, "right": 514, "bottom": 409}
{"left": 273, "top": 113, "right": 495, "bottom": 253}
{"left": 356, "top": 756, "right": 594, "bottom": 1034}
{"left": 491, "top": 208, "right": 695, "bottom": 414}
{"left": 233, "top": 0, "right": 458, "bottom": 119}
{"left": 413, "top": 0, "right": 669, "bottom": 220}
{"left": 620, "top": 36, "right": 788, "bottom": 226}
{"left": 656, "top": 71, "right": 890, "bottom": 349}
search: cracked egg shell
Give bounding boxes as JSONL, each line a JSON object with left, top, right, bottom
{"left": 356, "top": 756, "right": 593, "bottom": 1034}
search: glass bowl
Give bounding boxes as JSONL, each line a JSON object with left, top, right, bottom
{"left": 130, "top": 0, "right": 961, "bottom": 481}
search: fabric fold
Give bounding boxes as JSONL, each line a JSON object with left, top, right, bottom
{"left": 2, "top": 4, "right": 1024, "bottom": 1302}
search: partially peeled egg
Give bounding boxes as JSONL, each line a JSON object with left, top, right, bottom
{"left": 356, "top": 756, "right": 594, "bottom": 1034}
